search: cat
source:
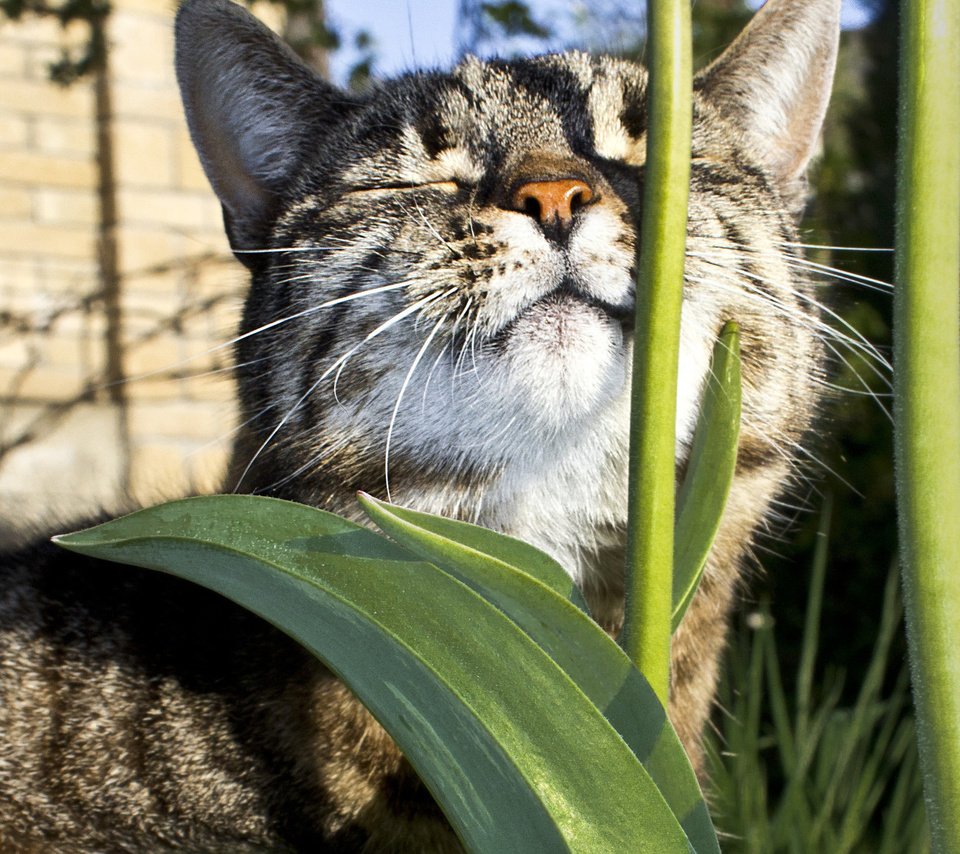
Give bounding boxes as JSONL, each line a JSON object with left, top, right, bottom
{"left": 0, "top": 0, "right": 841, "bottom": 849}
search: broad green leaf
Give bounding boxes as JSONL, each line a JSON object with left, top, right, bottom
{"left": 56, "top": 496, "right": 691, "bottom": 854}
{"left": 356, "top": 493, "right": 591, "bottom": 614}
{"left": 359, "top": 493, "right": 719, "bottom": 854}
{"left": 672, "top": 322, "right": 742, "bottom": 631}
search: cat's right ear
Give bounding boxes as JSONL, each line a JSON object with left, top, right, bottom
{"left": 694, "top": 0, "right": 840, "bottom": 204}
{"left": 175, "top": 0, "right": 350, "bottom": 255}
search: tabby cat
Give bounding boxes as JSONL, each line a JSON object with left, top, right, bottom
{"left": 0, "top": 0, "right": 840, "bottom": 849}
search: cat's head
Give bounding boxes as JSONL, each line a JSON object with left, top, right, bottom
{"left": 175, "top": 0, "right": 839, "bottom": 524}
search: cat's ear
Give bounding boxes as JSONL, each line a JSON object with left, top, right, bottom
{"left": 694, "top": 0, "right": 840, "bottom": 190}
{"left": 175, "top": 0, "right": 351, "bottom": 252}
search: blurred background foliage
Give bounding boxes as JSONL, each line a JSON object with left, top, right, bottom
{"left": 0, "top": 0, "right": 909, "bottom": 846}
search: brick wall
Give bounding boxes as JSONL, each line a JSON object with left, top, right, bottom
{"left": 0, "top": 0, "right": 282, "bottom": 527}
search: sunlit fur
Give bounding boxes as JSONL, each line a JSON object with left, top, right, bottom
{"left": 0, "top": 0, "right": 856, "bottom": 850}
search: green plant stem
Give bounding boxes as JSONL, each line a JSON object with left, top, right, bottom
{"left": 894, "top": 0, "right": 960, "bottom": 849}
{"left": 620, "top": 0, "right": 692, "bottom": 705}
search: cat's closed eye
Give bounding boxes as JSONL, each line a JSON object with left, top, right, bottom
{"left": 345, "top": 180, "right": 466, "bottom": 196}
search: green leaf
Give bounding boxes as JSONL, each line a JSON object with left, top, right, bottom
{"left": 359, "top": 493, "right": 719, "bottom": 854}
{"left": 55, "top": 495, "right": 691, "bottom": 853}
{"left": 672, "top": 321, "right": 742, "bottom": 631}
{"left": 357, "top": 493, "right": 591, "bottom": 615}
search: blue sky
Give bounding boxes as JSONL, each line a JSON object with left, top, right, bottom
{"left": 326, "top": 0, "right": 876, "bottom": 84}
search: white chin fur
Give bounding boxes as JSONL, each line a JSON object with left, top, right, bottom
{"left": 498, "top": 297, "right": 628, "bottom": 430}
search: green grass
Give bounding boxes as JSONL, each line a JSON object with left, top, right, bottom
{"left": 706, "top": 499, "right": 930, "bottom": 853}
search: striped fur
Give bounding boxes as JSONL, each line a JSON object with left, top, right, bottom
{"left": 0, "top": 0, "right": 841, "bottom": 849}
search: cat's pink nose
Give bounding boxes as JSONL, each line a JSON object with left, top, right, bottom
{"left": 511, "top": 179, "right": 595, "bottom": 225}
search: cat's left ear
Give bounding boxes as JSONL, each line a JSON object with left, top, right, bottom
{"left": 175, "top": 0, "right": 355, "bottom": 255}
{"left": 694, "top": 0, "right": 841, "bottom": 192}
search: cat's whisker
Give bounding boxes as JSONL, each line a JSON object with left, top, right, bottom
{"left": 468, "top": 322, "right": 483, "bottom": 379}
{"left": 331, "top": 288, "right": 457, "bottom": 399}
{"left": 461, "top": 411, "right": 521, "bottom": 453}
{"left": 255, "top": 432, "right": 356, "bottom": 494}
{"left": 383, "top": 313, "right": 448, "bottom": 502}
{"left": 813, "top": 347, "right": 893, "bottom": 419}
{"left": 790, "top": 286, "right": 892, "bottom": 371}
{"left": 689, "top": 255, "right": 892, "bottom": 374}
{"left": 781, "top": 241, "right": 894, "bottom": 253}
{"left": 186, "top": 398, "right": 278, "bottom": 460}
{"left": 100, "top": 349, "right": 264, "bottom": 395}
{"left": 232, "top": 243, "right": 359, "bottom": 255}
{"left": 421, "top": 340, "right": 452, "bottom": 411}
{"left": 740, "top": 408, "right": 860, "bottom": 495}
{"left": 446, "top": 299, "right": 477, "bottom": 389}
{"left": 408, "top": 196, "right": 462, "bottom": 259}
{"left": 692, "top": 238, "right": 895, "bottom": 293}
{"left": 199, "top": 278, "right": 415, "bottom": 366}
{"left": 784, "top": 257, "right": 893, "bottom": 293}
{"left": 689, "top": 271, "right": 892, "bottom": 417}
{"left": 452, "top": 317, "right": 485, "bottom": 387}
{"left": 452, "top": 314, "right": 482, "bottom": 385}
{"left": 687, "top": 268, "right": 881, "bottom": 370}
{"left": 233, "top": 289, "right": 451, "bottom": 492}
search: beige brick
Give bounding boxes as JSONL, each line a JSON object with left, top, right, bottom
{"left": 116, "top": 0, "right": 180, "bottom": 16}
{"left": 113, "top": 121, "right": 174, "bottom": 188}
{"left": 192, "top": 255, "right": 244, "bottom": 296}
{"left": 128, "top": 399, "right": 231, "bottom": 441}
{"left": 0, "top": 186, "right": 32, "bottom": 218}
{"left": 0, "top": 289, "right": 47, "bottom": 320}
{"left": 251, "top": 3, "right": 285, "bottom": 33}
{"left": 0, "top": 220, "right": 94, "bottom": 259}
{"left": 0, "top": 77, "right": 93, "bottom": 119}
{"left": 117, "top": 226, "right": 182, "bottom": 272}
{"left": 0, "top": 337, "right": 33, "bottom": 369}
{"left": 111, "top": 84, "right": 181, "bottom": 123}
{"left": 33, "top": 116, "right": 94, "bottom": 158}
{"left": 0, "top": 113, "right": 29, "bottom": 147}
{"left": 0, "top": 17, "right": 64, "bottom": 45}
{"left": 0, "top": 259, "right": 41, "bottom": 296}
{"left": 176, "top": 358, "right": 223, "bottom": 390}
{"left": 181, "top": 323, "right": 230, "bottom": 355}
{"left": 129, "top": 273, "right": 188, "bottom": 306}
{"left": 0, "top": 43, "right": 26, "bottom": 76}
{"left": 184, "top": 370, "right": 237, "bottom": 403}
{"left": 0, "top": 150, "right": 96, "bottom": 189}
{"left": 124, "top": 372, "right": 183, "bottom": 401}
{"left": 118, "top": 188, "right": 210, "bottom": 230}
{"left": 34, "top": 188, "right": 98, "bottom": 226}
{"left": 0, "top": 364, "right": 86, "bottom": 399}
{"left": 124, "top": 335, "right": 184, "bottom": 377}
{"left": 186, "top": 443, "right": 231, "bottom": 494}
{"left": 52, "top": 308, "right": 107, "bottom": 339}
{"left": 0, "top": 402, "right": 126, "bottom": 522}
{"left": 121, "top": 287, "right": 183, "bottom": 323}
{"left": 35, "top": 256, "right": 99, "bottom": 294}
{"left": 129, "top": 441, "right": 193, "bottom": 502}
{"left": 210, "top": 301, "right": 243, "bottom": 340}
{"left": 109, "top": 11, "right": 174, "bottom": 87}
{"left": 33, "top": 331, "right": 88, "bottom": 370}
{"left": 181, "top": 313, "right": 240, "bottom": 352}
{"left": 25, "top": 44, "right": 79, "bottom": 82}
{"left": 23, "top": 43, "right": 59, "bottom": 81}
{"left": 199, "top": 195, "right": 226, "bottom": 233}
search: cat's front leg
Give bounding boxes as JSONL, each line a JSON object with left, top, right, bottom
{"left": 308, "top": 676, "right": 463, "bottom": 853}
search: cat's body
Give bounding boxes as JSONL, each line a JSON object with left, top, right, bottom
{"left": 0, "top": 0, "right": 840, "bottom": 849}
